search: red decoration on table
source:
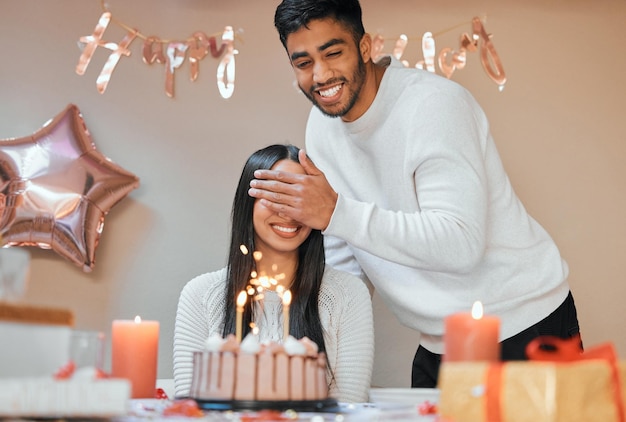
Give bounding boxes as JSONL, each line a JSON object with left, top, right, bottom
{"left": 53, "top": 360, "right": 110, "bottom": 380}
{"left": 443, "top": 301, "right": 500, "bottom": 362}
{"left": 111, "top": 316, "right": 159, "bottom": 398}
{"left": 417, "top": 400, "right": 438, "bottom": 415}
{"left": 95, "top": 368, "right": 110, "bottom": 379}
{"left": 163, "top": 399, "right": 204, "bottom": 417}
{"left": 53, "top": 361, "right": 76, "bottom": 380}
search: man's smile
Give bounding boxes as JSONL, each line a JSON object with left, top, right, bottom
{"left": 317, "top": 83, "right": 343, "bottom": 98}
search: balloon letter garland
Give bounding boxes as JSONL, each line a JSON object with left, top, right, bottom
{"left": 372, "top": 17, "right": 506, "bottom": 90}
{"left": 75, "top": 1, "right": 238, "bottom": 99}
{"left": 0, "top": 104, "right": 140, "bottom": 272}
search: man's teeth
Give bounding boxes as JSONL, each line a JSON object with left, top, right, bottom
{"left": 319, "top": 85, "right": 341, "bottom": 97}
{"left": 273, "top": 225, "right": 297, "bottom": 233}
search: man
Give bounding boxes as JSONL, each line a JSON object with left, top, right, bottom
{"left": 248, "top": 0, "right": 581, "bottom": 387}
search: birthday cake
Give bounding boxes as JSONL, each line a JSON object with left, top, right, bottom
{"left": 189, "top": 333, "right": 332, "bottom": 410}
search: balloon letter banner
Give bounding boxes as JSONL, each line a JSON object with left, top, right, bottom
{"left": 373, "top": 17, "right": 506, "bottom": 90}
{"left": 0, "top": 104, "right": 140, "bottom": 272}
{"left": 76, "top": 6, "right": 238, "bottom": 99}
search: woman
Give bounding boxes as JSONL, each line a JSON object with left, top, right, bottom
{"left": 173, "top": 144, "right": 374, "bottom": 403}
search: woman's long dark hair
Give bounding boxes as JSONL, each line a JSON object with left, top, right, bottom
{"left": 222, "top": 144, "right": 327, "bottom": 356}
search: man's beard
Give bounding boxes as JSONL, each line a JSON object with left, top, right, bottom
{"left": 300, "top": 56, "right": 366, "bottom": 118}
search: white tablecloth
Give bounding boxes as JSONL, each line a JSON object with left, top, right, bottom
{"left": 119, "top": 399, "right": 439, "bottom": 421}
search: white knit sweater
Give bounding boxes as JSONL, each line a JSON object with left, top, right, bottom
{"left": 173, "top": 265, "right": 374, "bottom": 403}
{"left": 306, "top": 58, "right": 571, "bottom": 354}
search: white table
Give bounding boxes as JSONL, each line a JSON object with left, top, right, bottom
{"left": 119, "top": 399, "right": 439, "bottom": 421}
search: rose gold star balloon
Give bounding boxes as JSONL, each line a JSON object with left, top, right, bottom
{"left": 0, "top": 104, "right": 140, "bottom": 272}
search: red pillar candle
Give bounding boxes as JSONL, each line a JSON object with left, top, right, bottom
{"left": 111, "top": 316, "right": 159, "bottom": 398}
{"left": 444, "top": 301, "right": 500, "bottom": 362}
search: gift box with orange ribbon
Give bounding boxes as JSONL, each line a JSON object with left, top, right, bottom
{"left": 437, "top": 335, "right": 626, "bottom": 422}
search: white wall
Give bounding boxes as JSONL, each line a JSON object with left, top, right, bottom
{"left": 1, "top": 0, "right": 625, "bottom": 387}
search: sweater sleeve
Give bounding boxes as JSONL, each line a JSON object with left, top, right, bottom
{"left": 321, "top": 267, "right": 374, "bottom": 403}
{"left": 318, "top": 86, "right": 491, "bottom": 274}
{"left": 173, "top": 269, "right": 227, "bottom": 398}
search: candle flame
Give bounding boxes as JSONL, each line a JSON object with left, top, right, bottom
{"left": 240, "top": 244, "right": 249, "bottom": 255}
{"left": 471, "top": 301, "right": 484, "bottom": 320}
{"left": 253, "top": 251, "right": 263, "bottom": 261}
{"left": 237, "top": 290, "right": 247, "bottom": 307}
{"left": 282, "top": 290, "right": 292, "bottom": 306}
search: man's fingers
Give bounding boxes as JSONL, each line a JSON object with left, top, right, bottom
{"left": 258, "top": 198, "right": 298, "bottom": 221}
{"left": 248, "top": 186, "right": 291, "bottom": 206}
{"left": 299, "top": 149, "right": 322, "bottom": 176}
{"left": 259, "top": 198, "right": 279, "bottom": 210}
{"left": 249, "top": 187, "right": 275, "bottom": 200}
{"left": 250, "top": 179, "right": 294, "bottom": 199}
{"left": 253, "top": 168, "right": 302, "bottom": 183}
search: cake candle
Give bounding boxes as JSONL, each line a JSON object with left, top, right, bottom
{"left": 444, "top": 301, "right": 500, "bottom": 362}
{"left": 282, "top": 289, "right": 292, "bottom": 341}
{"left": 236, "top": 291, "right": 247, "bottom": 343}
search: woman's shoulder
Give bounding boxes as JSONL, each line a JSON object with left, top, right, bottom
{"left": 181, "top": 267, "right": 228, "bottom": 298}
{"left": 320, "top": 265, "right": 371, "bottom": 300}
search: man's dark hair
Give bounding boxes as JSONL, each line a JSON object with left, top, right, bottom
{"left": 274, "top": 0, "right": 365, "bottom": 48}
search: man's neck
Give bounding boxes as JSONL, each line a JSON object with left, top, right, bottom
{"left": 341, "top": 61, "right": 387, "bottom": 123}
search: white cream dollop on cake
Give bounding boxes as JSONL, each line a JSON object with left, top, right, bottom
{"left": 204, "top": 332, "right": 225, "bottom": 351}
{"left": 240, "top": 332, "right": 261, "bottom": 354}
{"left": 283, "top": 335, "right": 307, "bottom": 355}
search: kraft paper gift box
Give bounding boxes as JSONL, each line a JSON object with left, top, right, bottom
{"left": 437, "top": 337, "right": 626, "bottom": 422}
